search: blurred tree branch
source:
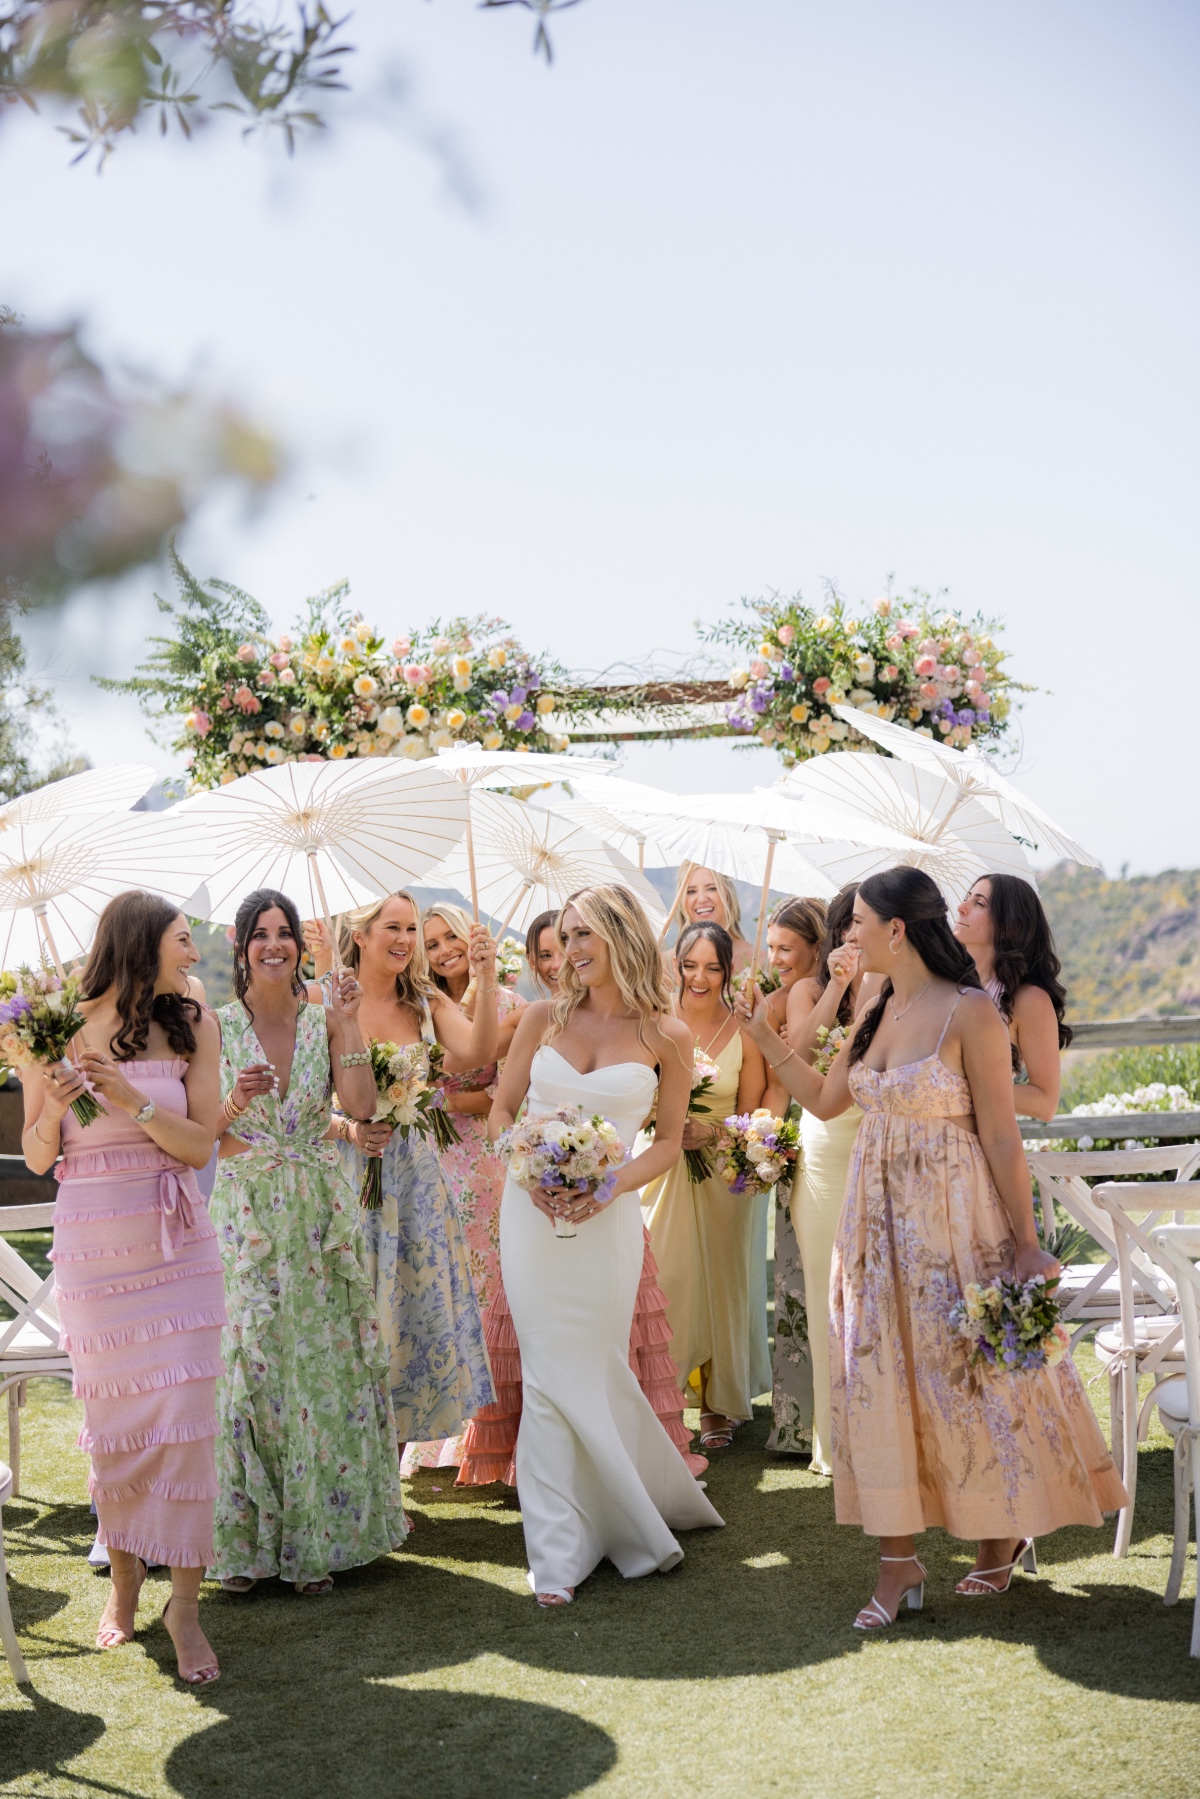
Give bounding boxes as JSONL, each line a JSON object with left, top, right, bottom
{"left": 0, "top": 0, "right": 353, "bottom": 164}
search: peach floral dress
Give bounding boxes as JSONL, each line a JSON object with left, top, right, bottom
{"left": 830, "top": 996, "right": 1126, "bottom": 1540}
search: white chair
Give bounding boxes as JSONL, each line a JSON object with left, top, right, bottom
{"left": 0, "top": 1459, "right": 30, "bottom": 1683}
{"left": 1093, "top": 1183, "right": 1200, "bottom": 1556}
{"left": 1144, "top": 1224, "right": 1200, "bottom": 1659}
{"left": 1026, "top": 1145, "right": 1200, "bottom": 1345}
{"left": 0, "top": 1204, "right": 74, "bottom": 1497}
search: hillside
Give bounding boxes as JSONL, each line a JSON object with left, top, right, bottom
{"left": 1040, "top": 863, "right": 1200, "bottom": 1021}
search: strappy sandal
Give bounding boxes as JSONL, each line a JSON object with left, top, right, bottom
{"left": 297, "top": 1576, "right": 335, "bottom": 1597}
{"left": 853, "top": 1556, "right": 926, "bottom": 1631}
{"left": 699, "top": 1412, "right": 736, "bottom": 1449}
{"left": 96, "top": 1557, "right": 146, "bottom": 1648}
{"left": 955, "top": 1538, "right": 1037, "bottom": 1596}
{"left": 162, "top": 1597, "right": 221, "bottom": 1685}
{"left": 536, "top": 1588, "right": 575, "bottom": 1608}
{"left": 219, "top": 1575, "right": 259, "bottom": 1595}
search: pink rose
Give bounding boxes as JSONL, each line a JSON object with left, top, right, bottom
{"left": 919, "top": 681, "right": 940, "bottom": 702}
{"left": 896, "top": 621, "right": 920, "bottom": 640}
{"left": 269, "top": 651, "right": 291, "bottom": 670}
{"left": 882, "top": 665, "right": 899, "bottom": 680}
{"left": 777, "top": 624, "right": 795, "bottom": 645}
{"left": 258, "top": 667, "right": 276, "bottom": 687}
{"left": 277, "top": 634, "right": 293, "bottom": 653}
{"left": 236, "top": 643, "right": 257, "bottom": 663}
{"left": 884, "top": 633, "right": 903, "bottom": 653}
{"left": 942, "top": 665, "right": 960, "bottom": 684}
{"left": 234, "top": 685, "right": 261, "bottom": 714}
{"left": 812, "top": 676, "right": 832, "bottom": 696}
{"left": 403, "top": 663, "right": 430, "bottom": 687}
{"left": 914, "top": 656, "right": 938, "bottom": 676}
{"left": 393, "top": 639, "right": 412, "bottom": 659}
{"left": 186, "top": 709, "right": 211, "bottom": 738}
{"left": 218, "top": 696, "right": 232, "bottom": 712}
{"left": 749, "top": 659, "right": 769, "bottom": 680}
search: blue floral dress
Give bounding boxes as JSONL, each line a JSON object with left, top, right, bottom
{"left": 210, "top": 1001, "right": 407, "bottom": 1585}
{"left": 335, "top": 1001, "right": 494, "bottom": 1444}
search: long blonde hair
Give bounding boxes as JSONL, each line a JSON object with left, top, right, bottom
{"left": 422, "top": 900, "right": 475, "bottom": 995}
{"left": 671, "top": 862, "right": 744, "bottom": 940}
{"left": 339, "top": 890, "right": 439, "bottom": 1018}
{"left": 549, "top": 884, "right": 673, "bottom": 1056}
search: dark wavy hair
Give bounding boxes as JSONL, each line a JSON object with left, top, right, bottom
{"left": 975, "top": 873, "right": 1072, "bottom": 1049}
{"left": 814, "top": 883, "right": 860, "bottom": 1026}
{"left": 80, "top": 891, "right": 201, "bottom": 1062}
{"left": 675, "top": 921, "right": 734, "bottom": 1008}
{"left": 848, "top": 868, "right": 982, "bottom": 1065}
{"left": 231, "top": 888, "right": 306, "bottom": 1019}
{"left": 525, "top": 908, "right": 559, "bottom": 996}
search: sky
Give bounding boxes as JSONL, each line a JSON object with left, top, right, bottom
{"left": 7, "top": 0, "right": 1200, "bottom": 875}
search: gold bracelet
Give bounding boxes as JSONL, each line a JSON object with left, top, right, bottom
{"left": 769, "top": 1045, "right": 798, "bottom": 1072}
{"left": 222, "top": 1092, "right": 246, "bottom": 1124}
{"left": 31, "top": 1121, "right": 59, "bottom": 1147}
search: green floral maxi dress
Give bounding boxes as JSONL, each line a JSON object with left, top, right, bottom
{"left": 209, "top": 1001, "right": 408, "bottom": 1585}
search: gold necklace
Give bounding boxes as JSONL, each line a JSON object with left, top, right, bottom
{"left": 889, "top": 978, "right": 933, "bottom": 1022}
{"left": 691, "top": 1008, "right": 733, "bottom": 1058}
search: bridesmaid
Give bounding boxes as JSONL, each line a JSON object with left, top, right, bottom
{"left": 953, "top": 874, "right": 1070, "bottom": 1121}
{"left": 760, "top": 896, "right": 826, "bottom": 1457}
{"left": 491, "top": 884, "right": 722, "bottom": 1604}
{"left": 327, "top": 893, "right": 496, "bottom": 1459}
{"left": 212, "top": 888, "right": 407, "bottom": 1594}
{"left": 401, "top": 902, "right": 524, "bottom": 1473}
{"left": 738, "top": 867, "right": 1125, "bottom": 1628}
{"left": 670, "top": 864, "right": 754, "bottom": 976}
{"left": 526, "top": 908, "right": 564, "bottom": 996}
{"left": 22, "top": 893, "right": 225, "bottom": 1682}
{"left": 779, "top": 883, "right": 882, "bottom": 1476}
{"left": 643, "top": 922, "right": 768, "bottom": 1449}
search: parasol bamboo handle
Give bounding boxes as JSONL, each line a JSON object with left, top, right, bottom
{"left": 306, "top": 853, "right": 342, "bottom": 974}
{"left": 659, "top": 867, "right": 690, "bottom": 942}
{"left": 498, "top": 878, "right": 535, "bottom": 938}
{"left": 750, "top": 836, "right": 778, "bottom": 977}
{"left": 33, "top": 904, "right": 67, "bottom": 981}
{"left": 462, "top": 775, "right": 480, "bottom": 922}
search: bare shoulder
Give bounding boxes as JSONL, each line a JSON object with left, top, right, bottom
{"left": 514, "top": 999, "right": 553, "bottom": 1038}
{"left": 192, "top": 1010, "right": 221, "bottom": 1055}
{"left": 1011, "top": 982, "right": 1057, "bottom": 1026}
{"left": 654, "top": 1014, "right": 693, "bottom": 1057}
{"left": 956, "top": 987, "right": 1008, "bottom": 1036}
{"left": 787, "top": 976, "right": 821, "bottom": 1017}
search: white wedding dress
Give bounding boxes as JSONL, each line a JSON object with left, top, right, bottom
{"left": 501, "top": 1046, "right": 724, "bottom": 1595}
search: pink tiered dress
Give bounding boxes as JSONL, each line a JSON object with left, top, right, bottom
{"left": 830, "top": 1000, "right": 1126, "bottom": 1540}
{"left": 51, "top": 1061, "right": 226, "bottom": 1567}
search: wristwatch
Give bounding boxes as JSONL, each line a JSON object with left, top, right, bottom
{"left": 132, "top": 1099, "right": 156, "bottom": 1126}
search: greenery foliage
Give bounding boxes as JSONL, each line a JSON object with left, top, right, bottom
{"left": 1061, "top": 1046, "right": 1200, "bottom": 1110}
{"left": 703, "top": 587, "right": 1021, "bottom": 765}
{"left": 0, "top": 604, "right": 81, "bottom": 801}
{"left": 1040, "top": 864, "right": 1200, "bottom": 1021}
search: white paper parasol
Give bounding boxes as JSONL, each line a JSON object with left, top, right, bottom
{"left": 432, "top": 746, "right": 616, "bottom": 919}
{"left": 429, "top": 789, "right": 665, "bottom": 936}
{"left": 537, "top": 773, "right": 687, "bottom": 871}
{"left": 782, "top": 753, "right": 1033, "bottom": 903}
{"left": 176, "top": 760, "right": 468, "bottom": 952}
{"left": 832, "top": 703, "right": 1097, "bottom": 864}
{"left": 0, "top": 764, "right": 157, "bottom": 832}
{"left": 0, "top": 811, "right": 212, "bottom": 974}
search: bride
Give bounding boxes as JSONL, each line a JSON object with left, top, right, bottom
{"left": 490, "top": 884, "right": 724, "bottom": 1606}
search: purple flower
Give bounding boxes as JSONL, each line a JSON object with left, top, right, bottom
{"left": 957, "top": 707, "right": 975, "bottom": 725}
{"left": 749, "top": 691, "right": 769, "bottom": 715}
{"left": 779, "top": 663, "right": 795, "bottom": 683}
{"left": 527, "top": 671, "right": 541, "bottom": 691}
{"left": 491, "top": 690, "right": 509, "bottom": 710}
{"left": 516, "top": 710, "right": 536, "bottom": 731}
{"left": 510, "top": 684, "right": 527, "bottom": 704}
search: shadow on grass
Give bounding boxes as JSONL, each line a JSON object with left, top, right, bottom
{"left": 0, "top": 1691, "right": 107, "bottom": 1789}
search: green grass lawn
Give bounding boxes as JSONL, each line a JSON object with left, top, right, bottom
{"left": 1, "top": 1309, "right": 1197, "bottom": 1796}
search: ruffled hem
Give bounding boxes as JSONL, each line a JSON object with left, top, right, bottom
{"left": 99, "top": 1527, "right": 212, "bottom": 1569}
{"left": 63, "top": 1307, "right": 227, "bottom": 1356}
{"left": 90, "top": 1474, "right": 219, "bottom": 1503}
{"left": 74, "top": 1357, "right": 223, "bottom": 1400}
{"left": 51, "top": 1228, "right": 218, "bottom": 1264}
{"left": 78, "top": 1417, "right": 220, "bottom": 1455}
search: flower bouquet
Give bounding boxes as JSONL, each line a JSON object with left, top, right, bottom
{"left": 355, "top": 1039, "right": 461, "bottom": 1208}
{"left": 682, "top": 1050, "right": 722, "bottom": 1183}
{"left": 495, "top": 939, "right": 525, "bottom": 987}
{"left": 811, "top": 1024, "right": 851, "bottom": 1075}
{"left": 0, "top": 969, "right": 102, "bottom": 1127}
{"left": 731, "top": 966, "right": 781, "bottom": 1002}
{"left": 948, "top": 1276, "right": 1069, "bottom": 1373}
{"left": 716, "top": 1107, "right": 800, "bottom": 1197}
{"left": 495, "top": 1104, "right": 628, "bottom": 1239}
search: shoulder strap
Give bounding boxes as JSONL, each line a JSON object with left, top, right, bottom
{"left": 934, "top": 992, "right": 963, "bottom": 1055}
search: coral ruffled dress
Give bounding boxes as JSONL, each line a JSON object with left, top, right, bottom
{"left": 52, "top": 1061, "right": 226, "bottom": 1568}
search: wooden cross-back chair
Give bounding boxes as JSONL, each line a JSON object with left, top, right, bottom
{"left": 0, "top": 1204, "right": 73, "bottom": 1497}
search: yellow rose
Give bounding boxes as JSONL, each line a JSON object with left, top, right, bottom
{"left": 406, "top": 703, "right": 430, "bottom": 728}
{"left": 789, "top": 702, "right": 809, "bottom": 723}
{"left": 487, "top": 647, "right": 507, "bottom": 669}
{"left": 328, "top": 742, "right": 350, "bottom": 759}
{"left": 504, "top": 702, "right": 523, "bottom": 722}
{"left": 338, "top": 636, "right": 358, "bottom": 657}
{"left": 353, "top": 674, "right": 378, "bottom": 699}
{"left": 536, "top": 693, "right": 556, "bottom": 714}
{"left": 219, "top": 769, "right": 238, "bottom": 784}
{"left": 445, "top": 708, "right": 466, "bottom": 730}
{"left": 453, "top": 674, "right": 471, "bottom": 694}
{"left": 265, "top": 745, "right": 285, "bottom": 764}
{"left": 312, "top": 719, "right": 331, "bottom": 741}
{"left": 452, "top": 655, "right": 472, "bottom": 678}
{"left": 483, "top": 728, "right": 503, "bottom": 751}
{"left": 354, "top": 621, "right": 372, "bottom": 643}
{"left": 289, "top": 715, "right": 309, "bottom": 737}
{"left": 549, "top": 733, "right": 570, "bottom": 752}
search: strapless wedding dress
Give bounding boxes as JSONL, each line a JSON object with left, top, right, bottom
{"left": 501, "top": 1046, "right": 724, "bottom": 1594}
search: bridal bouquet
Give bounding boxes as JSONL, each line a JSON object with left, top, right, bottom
{"left": 495, "top": 940, "right": 525, "bottom": 987}
{"left": 731, "top": 966, "right": 781, "bottom": 1002}
{"left": 0, "top": 969, "right": 101, "bottom": 1127}
{"left": 355, "top": 1039, "right": 461, "bottom": 1208}
{"left": 717, "top": 1108, "right": 800, "bottom": 1198}
{"left": 949, "top": 1276, "right": 1069, "bottom": 1373}
{"left": 811, "top": 1024, "right": 851, "bottom": 1075}
{"left": 496, "top": 1104, "right": 628, "bottom": 1239}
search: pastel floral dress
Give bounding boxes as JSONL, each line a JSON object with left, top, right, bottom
{"left": 209, "top": 1001, "right": 407, "bottom": 1586}
{"left": 403, "top": 986, "right": 521, "bottom": 1473}
{"left": 830, "top": 995, "right": 1127, "bottom": 1539}
{"left": 334, "top": 1000, "right": 494, "bottom": 1448}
